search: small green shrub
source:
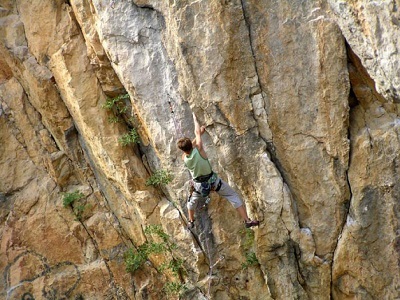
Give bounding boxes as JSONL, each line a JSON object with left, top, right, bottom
{"left": 239, "top": 228, "right": 257, "bottom": 268}
{"left": 146, "top": 224, "right": 178, "bottom": 249}
{"left": 63, "top": 191, "right": 84, "bottom": 207}
{"left": 124, "top": 246, "right": 148, "bottom": 273}
{"left": 240, "top": 228, "right": 255, "bottom": 250}
{"left": 74, "top": 204, "right": 87, "bottom": 221}
{"left": 102, "top": 93, "right": 130, "bottom": 113}
{"left": 145, "top": 169, "right": 173, "bottom": 186}
{"left": 163, "top": 281, "right": 187, "bottom": 296}
{"left": 125, "top": 225, "right": 186, "bottom": 294}
{"left": 102, "top": 94, "right": 140, "bottom": 145}
{"left": 144, "top": 224, "right": 169, "bottom": 243}
{"left": 103, "top": 93, "right": 130, "bottom": 122}
{"left": 125, "top": 226, "right": 171, "bottom": 273}
{"left": 107, "top": 116, "right": 121, "bottom": 124}
{"left": 146, "top": 241, "right": 167, "bottom": 254}
{"left": 158, "top": 258, "right": 183, "bottom": 276}
{"left": 241, "top": 251, "right": 259, "bottom": 269}
{"left": 118, "top": 128, "right": 140, "bottom": 145}
{"left": 62, "top": 191, "right": 89, "bottom": 221}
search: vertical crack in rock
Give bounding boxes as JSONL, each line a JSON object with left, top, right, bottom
{"left": 79, "top": 215, "right": 130, "bottom": 298}
{"left": 74, "top": 134, "right": 143, "bottom": 298}
{"left": 239, "top": 1, "right": 305, "bottom": 298}
{"left": 239, "top": 0, "right": 263, "bottom": 95}
{"left": 239, "top": 0, "right": 293, "bottom": 195}
{"left": 239, "top": 0, "right": 270, "bottom": 143}
{"left": 330, "top": 36, "right": 400, "bottom": 297}
{"left": 330, "top": 43, "right": 356, "bottom": 297}
{"left": 76, "top": 133, "right": 135, "bottom": 248}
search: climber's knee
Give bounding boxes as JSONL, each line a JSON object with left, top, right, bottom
{"left": 187, "top": 192, "right": 200, "bottom": 210}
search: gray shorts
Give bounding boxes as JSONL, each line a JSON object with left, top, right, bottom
{"left": 187, "top": 178, "right": 243, "bottom": 210}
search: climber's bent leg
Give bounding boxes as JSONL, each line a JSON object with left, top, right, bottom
{"left": 215, "top": 179, "right": 259, "bottom": 227}
{"left": 236, "top": 205, "right": 250, "bottom": 222}
{"left": 188, "top": 208, "right": 195, "bottom": 222}
{"left": 187, "top": 191, "right": 201, "bottom": 222}
{"left": 215, "top": 179, "right": 243, "bottom": 208}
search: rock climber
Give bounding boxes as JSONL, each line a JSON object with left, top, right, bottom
{"left": 177, "top": 113, "right": 260, "bottom": 230}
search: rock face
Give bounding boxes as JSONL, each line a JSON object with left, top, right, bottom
{"left": 0, "top": 0, "right": 399, "bottom": 299}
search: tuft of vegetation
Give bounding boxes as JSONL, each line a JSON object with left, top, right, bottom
{"left": 145, "top": 169, "right": 173, "bottom": 186}
{"left": 124, "top": 243, "right": 165, "bottom": 273}
{"left": 241, "top": 251, "right": 259, "bottom": 269}
{"left": 118, "top": 128, "right": 140, "bottom": 145}
{"left": 158, "top": 258, "right": 183, "bottom": 276}
{"left": 108, "top": 116, "right": 121, "bottom": 124}
{"left": 63, "top": 191, "right": 84, "bottom": 207}
{"left": 102, "top": 93, "right": 141, "bottom": 145}
{"left": 102, "top": 93, "right": 130, "bottom": 114}
{"left": 239, "top": 228, "right": 259, "bottom": 269}
{"left": 240, "top": 228, "right": 255, "bottom": 250}
{"left": 144, "top": 224, "right": 169, "bottom": 242}
{"left": 124, "top": 225, "right": 181, "bottom": 274}
{"left": 124, "top": 247, "right": 147, "bottom": 273}
{"left": 124, "top": 225, "right": 186, "bottom": 297}
{"left": 163, "top": 281, "right": 187, "bottom": 296}
{"left": 62, "top": 191, "right": 89, "bottom": 221}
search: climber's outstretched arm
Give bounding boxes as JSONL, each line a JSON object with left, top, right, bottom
{"left": 191, "top": 113, "right": 207, "bottom": 156}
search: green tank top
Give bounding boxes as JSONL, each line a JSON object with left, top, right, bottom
{"left": 184, "top": 148, "right": 212, "bottom": 179}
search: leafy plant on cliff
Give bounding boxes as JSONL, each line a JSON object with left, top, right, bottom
{"left": 118, "top": 128, "right": 140, "bottom": 145}
{"left": 102, "top": 93, "right": 141, "bottom": 145}
{"left": 163, "top": 281, "right": 187, "bottom": 296}
{"left": 124, "top": 225, "right": 186, "bottom": 296}
{"left": 145, "top": 169, "right": 173, "bottom": 186}
{"left": 239, "top": 228, "right": 259, "bottom": 269}
{"left": 125, "top": 225, "right": 179, "bottom": 272}
{"left": 158, "top": 258, "right": 183, "bottom": 276}
{"left": 102, "top": 93, "right": 130, "bottom": 115}
{"left": 241, "top": 251, "right": 259, "bottom": 269}
{"left": 62, "top": 191, "right": 88, "bottom": 221}
{"left": 124, "top": 244, "right": 152, "bottom": 273}
{"left": 108, "top": 116, "right": 121, "bottom": 124}
{"left": 240, "top": 228, "right": 255, "bottom": 250}
{"left": 63, "top": 191, "right": 84, "bottom": 207}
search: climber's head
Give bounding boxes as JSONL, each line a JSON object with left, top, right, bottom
{"left": 177, "top": 137, "right": 193, "bottom": 153}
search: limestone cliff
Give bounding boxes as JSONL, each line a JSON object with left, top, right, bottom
{"left": 0, "top": 0, "right": 399, "bottom": 299}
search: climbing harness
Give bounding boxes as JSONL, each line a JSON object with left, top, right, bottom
{"left": 187, "top": 173, "right": 223, "bottom": 210}
{"left": 194, "top": 172, "right": 218, "bottom": 197}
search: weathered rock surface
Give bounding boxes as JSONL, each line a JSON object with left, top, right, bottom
{"left": 0, "top": 0, "right": 399, "bottom": 299}
{"left": 328, "top": 0, "right": 400, "bottom": 103}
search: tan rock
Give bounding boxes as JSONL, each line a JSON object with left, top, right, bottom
{"left": 1, "top": 0, "right": 399, "bottom": 299}
{"left": 328, "top": 0, "right": 400, "bottom": 103}
{"left": 332, "top": 47, "right": 400, "bottom": 300}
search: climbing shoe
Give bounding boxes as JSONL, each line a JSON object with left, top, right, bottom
{"left": 187, "top": 220, "right": 195, "bottom": 230}
{"left": 245, "top": 220, "right": 260, "bottom": 228}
